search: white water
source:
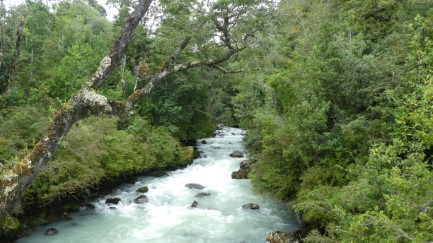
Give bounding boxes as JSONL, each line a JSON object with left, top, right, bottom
{"left": 17, "top": 127, "right": 298, "bottom": 243}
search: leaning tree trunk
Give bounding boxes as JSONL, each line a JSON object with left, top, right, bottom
{"left": 0, "top": 0, "right": 153, "bottom": 214}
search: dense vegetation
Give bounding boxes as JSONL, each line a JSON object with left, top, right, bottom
{"left": 233, "top": 0, "right": 433, "bottom": 241}
{"left": 1, "top": 0, "right": 433, "bottom": 242}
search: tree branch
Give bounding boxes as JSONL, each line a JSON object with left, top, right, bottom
{"left": 126, "top": 46, "right": 242, "bottom": 109}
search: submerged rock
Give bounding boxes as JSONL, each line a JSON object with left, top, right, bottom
{"left": 105, "top": 197, "right": 121, "bottom": 205}
{"left": 242, "top": 203, "right": 260, "bottom": 210}
{"left": 136, "top": 186, "right": 149, "bottom": 193}
{"left": 195, "top": 192, "right": 211, "bottom": 198}
{"left": 133, "top": 195, "right": 149, "bottom": 204}
{"left": 201, "top": 140, "right": 207, "bottom": 144}
{"left": 231, "top": 160, "right": 252, "bottom": 179}
{"left": 45, "top": 228, "right": 58, "bottom": 235}
{"left": 266, "top": 231, "right": 296, "bottom": 243}
{"left": 230, "top": 151, "right": 244, "bottom": 158}
{"left": 185, "top": 183, "right": 205, "bottom": 190}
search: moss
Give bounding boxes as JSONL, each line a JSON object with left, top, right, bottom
{"left": 177, "top": 146, "right": 194, "bottom": 166}
{"left": 12, "top": 162, "right": 32, "bottom": 175}
{"left": 127, "top": 90, "right": 142, "bottom": 105}
{"left": 0, "top": 215, "right": 21, "bottom": 241}
{"left": 27, "top": 140, "right": 47, "bottom": 166}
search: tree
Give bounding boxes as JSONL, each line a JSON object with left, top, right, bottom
{"left": 0, "top": 0, "right": 271, "bottom": 214}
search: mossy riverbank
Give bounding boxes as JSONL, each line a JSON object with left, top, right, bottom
{"left": 0, "top": 116, "right": 198, "bottom": 242}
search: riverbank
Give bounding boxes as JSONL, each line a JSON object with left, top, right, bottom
{"left": 0, "top": 117, "right": 197, "bottom": 242}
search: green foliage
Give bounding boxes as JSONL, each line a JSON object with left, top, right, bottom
{"left": 5, "top": 0, "right": 433, "bottom": 241}
{"left": 0, "top": 215, "right": 21, "bottom": 240}
{"left": 0, "top": 105, "right": 54, "bottom": 168}
{"left": 22, "top": 116, "right": 191, "bottom": 206}
{"left": 232, "top": 0, "right": 433, "bottom": 241}
{"left": 136, "top": 69, "right": 230, "bottom": 142}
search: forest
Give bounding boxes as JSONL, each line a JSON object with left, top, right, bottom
{"left": 1, "top": 0, "right": 433, "bottom": 242}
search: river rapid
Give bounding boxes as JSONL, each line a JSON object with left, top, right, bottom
{"left": 17, "top": 127, "right": 298, "bottom": 243}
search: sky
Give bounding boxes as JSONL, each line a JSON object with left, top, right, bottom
{"left": 3, "top": 0, "right": 118, "bottom": 21}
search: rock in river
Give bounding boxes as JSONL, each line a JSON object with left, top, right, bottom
{"left": 242, "top": 203, "right": 260, "bottom": 210}
{"left": 190, "top": 201, "right": 198, "bottom": 208}
{"left": 265, "top": 231, "right": 296, "bottom": 243}
{"left": 185, "top": 183, "right": 205, "bottom": 190}
{"left": 45, "top": 228, "right": 58, "bottom": 235}
{"left": 105, "top": 197, "right": 121, "bottom": 205}
{"left": 133, "top": 195, "right": 149, "bottom": 204}
{"left": 229, "top": 151, "right": 244, "bottom": 158}
{"left": 231, "top": 160, "right": 251, "bottom": 179}
{"left": 136, "top": 186, "right": 149, "bottom": 193}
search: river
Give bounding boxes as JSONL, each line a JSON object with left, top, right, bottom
{"left": 17, "top": 127, "right": 298, "bottom": 243}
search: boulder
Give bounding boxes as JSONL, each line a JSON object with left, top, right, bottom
{"left": 45, "top": 228, "right": 58, "bottom": 235}
{"left": 231, "top": 160, "right": 252, "bottom": 179}
{"left": 231, "top": 171, "right": 245, "bottom": 179}
{"left": 195, "top": 192, "right": 211, "bottom": 198}
{"left": 201, "top": 140, "right": 207, "bottom": 144}
{"left": 136, "top": 186, "right": 149, "bottom": 193}
{"left": 105, "top": 197, "right": 121, "bottom": 205}
{"left": 185, "top": 183, "right": 205, "bottom": 190}
{"left": 242, "top": 203, "right": 260, "bottom": 210}
{"left": 191, "top": 200, "right": 198, "bottom": 208}
{"left": 230, "top": 151, "right": 244, "bottom": 158}
{"left": 133, "top": 195, "right": 149, "bottom": 204}
{"left": 266, "top": 231, "right": 296, "bottom": 243}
